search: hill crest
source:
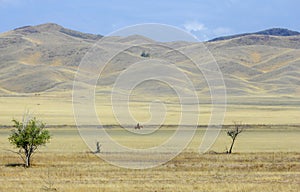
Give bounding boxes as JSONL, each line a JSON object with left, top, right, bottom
{"left": 209, "top": 28, "right": 300, "bottom": 42}
{"left": 13, "top": 23, "right": 103, "bottom": 40}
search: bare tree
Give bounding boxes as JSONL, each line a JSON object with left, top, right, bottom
{"left": 94, "top": 141, "right": 101, "bottom": 153}
{"left": 226, "top": 121, "right": 244, "bottom": 154}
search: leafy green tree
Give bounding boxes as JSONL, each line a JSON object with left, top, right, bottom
{"left": 8, "top": 117, "right": 51, "bottom": 167}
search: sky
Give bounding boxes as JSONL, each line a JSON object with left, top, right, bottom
{"left": 1, "top": 0, "right": 300, "bottom": 41}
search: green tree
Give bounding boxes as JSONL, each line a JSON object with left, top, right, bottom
{"left": 8, "top": 117, "right": 51, "bottom": 167}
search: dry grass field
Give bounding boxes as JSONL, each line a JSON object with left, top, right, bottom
{"left": 0, "top": 95, "right": 299, "bottom": 191}
{"left": 0, "top": 126, "right": 299, "bottom": 192}
{"left": 0, "top": 95, "right": 299, "bottom": 125}
{"left": 1, "top": 23, "right": 300, "bottom": 192}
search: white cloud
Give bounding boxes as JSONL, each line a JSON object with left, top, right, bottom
{"left": 183, "top": 21, "right": 207, "bottom": 33}
{"left": 182, "top": 21, "right": 233, "bottom": 41}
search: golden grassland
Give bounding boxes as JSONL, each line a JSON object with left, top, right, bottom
{"left": 0, "top": 95, "right": 299, "bottom": 125}
{"left": 0, "top": 95, "right": 299, "bottom": 191}
{"left": 0, "top": 127, "right": 299, "bottom": 192}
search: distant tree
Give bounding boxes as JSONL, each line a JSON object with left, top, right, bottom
{"left": 8, "top": 116, "right": 51, "bottom": 167}
{"left": 141, "top": 51, "right": 150, "bottom": 58}
{"left": 94, "top": 141, "right": 101, "bottom": 153}
{"left": 226, "top": 121, "right": 244, "bottom": 154}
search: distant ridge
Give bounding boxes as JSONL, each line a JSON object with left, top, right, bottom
{"left": 209, "top": 28, "right": 300, "bottom": 42}
{"left": 14, "top": 23, "right": 103, "bottom": 40}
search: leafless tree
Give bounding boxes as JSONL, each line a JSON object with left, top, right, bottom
{"left": 94, "top": 141, "right": 101, "bottom": 153}
{"left": 226, "top": 121, "right": 244, "bottom": 154}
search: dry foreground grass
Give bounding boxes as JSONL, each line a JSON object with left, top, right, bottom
{"left": 0, "top": 127, "right": 300, "bottom": 192}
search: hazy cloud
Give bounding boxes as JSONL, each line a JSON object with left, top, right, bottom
{"left": 183, "top": 21, "right": 207, "bottom": 33}
{"left": 183, "top": 21, "right": 233, "bottom": 41}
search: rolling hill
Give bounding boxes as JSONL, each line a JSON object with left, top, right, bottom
{"left": 0, "top": 23, "right": 101, "bottom": 93}
{"left": 0, "top": 23, "right": 299, "bottom": 99}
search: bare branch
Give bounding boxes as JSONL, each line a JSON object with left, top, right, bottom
{"left": 2, "top": 148, "right": 26, "bottom": 164}
{"left": 226, "top": 121, "right": 245, "bottom": 154}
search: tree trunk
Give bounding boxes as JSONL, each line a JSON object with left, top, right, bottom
{"left": 25, "top": 154, "right": 31, "bottom": 167}
{"left": 228, "top": 137, "right": 236, "bottom": 154}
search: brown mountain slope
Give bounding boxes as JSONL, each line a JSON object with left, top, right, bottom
{"left": 206, "top": 36, "right": 300, "bottom": 96}
{"left": 0, "top": 23, "right": 299, "bottom": 98}
{"left": 0, "top": 23, "right": 101, "bottom": 93}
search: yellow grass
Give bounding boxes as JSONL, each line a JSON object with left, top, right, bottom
{"left": 250, "top": 52, "right": 261, "bottom": 64}
{"left": 0, "top": 95, "right": 299, "bottom": 126}
{"left": 0, "top": 94, "right": 299, "bottom": 191}
{"left": 0, "top": 127, "right": 299, "bottom": 192}
{"left": 19, "top": 52, "right": 42, "bottom": 66}
{"left": 22, "top": 37, "right": 43, "bottom": 45}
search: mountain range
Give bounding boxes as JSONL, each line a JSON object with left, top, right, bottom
{"left": 0, "top": 23, "right": 299, "bottom": 99}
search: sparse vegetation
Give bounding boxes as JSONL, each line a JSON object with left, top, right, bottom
{"left": 226, "top": 121, "right": 244, "bottom": 154}
{"left": 41, "top": 168, "right": 56, "bottom": 191}
{"left": 0, "top": 127, "right": 299, "bottom": 192}
{"left": 8, "top": 116, "right": 51, "bottom": 167}
{"left": 94, "top": 141, "right": 101, "bottom": 153}
{"left": 141, "top": 51, "right": 150, "bottom": 57}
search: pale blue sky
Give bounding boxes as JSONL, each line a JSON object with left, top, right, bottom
{"left": 1, "top": 0, "right": 299, "bottom": 40}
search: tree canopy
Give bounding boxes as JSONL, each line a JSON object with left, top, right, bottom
{"left": 8, "top": 117, "right": 51, "bottom": 167}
